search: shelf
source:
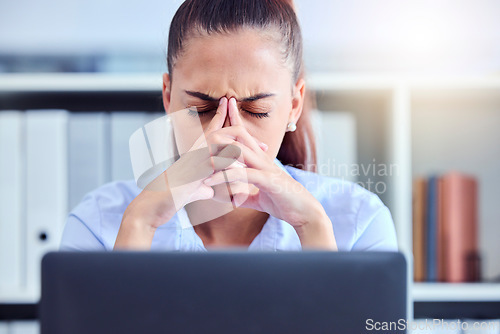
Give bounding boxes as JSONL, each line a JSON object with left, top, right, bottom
{"left": 413, "top": 283, "right": 500, "bottom": 302}
{"left": 308, "top": 73, "right": 500, "bottom": 91}
{"left": 2, "top": 72, "right": 500, "bottom": 92}
{"left": 0, "top": 289, "right": 38, "bottom": 304}
{"left": 0, "top": 73, "right": 162, "bottom": 92}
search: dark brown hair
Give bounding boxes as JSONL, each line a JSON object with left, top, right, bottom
{"left": 167, "top": 0, "right": 317, "bottom": 172}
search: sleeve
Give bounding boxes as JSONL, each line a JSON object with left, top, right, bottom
{"left": 59, "top": 191, "right": 108, "bottom": 251}
{"left": 59, "top": 214, "right": 106, "bottom": 251}
{"left": 351, "top": 194, "right": 399, "bottom": 252}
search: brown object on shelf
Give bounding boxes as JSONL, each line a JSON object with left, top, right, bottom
{"left": 437, "top": 177, "right": 447, "bottom": 282}
{"left": 413, "top": 177, "right": 427, "bottom": 282}
{"left": 440, "top": 172, "right": 479, "bottom": 283}
{"left": 465, "top": 251, "right": 481, "bottom": 282}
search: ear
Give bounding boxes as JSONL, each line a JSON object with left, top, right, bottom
{"left": 289, "top": 78, "right": 306, "bottom": 124}
{"left": 162, "top": 73, "right": 172, "bottom": 114}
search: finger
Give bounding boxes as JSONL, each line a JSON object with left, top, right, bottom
{"left": 168, "top": 143, "right": 239, "bottom": 187}
{"left": 228, "top": 97, "right": 243, "bottom": 127}
{"left": 204, "top": 167, "right": 277, "bottom": 193}
{"left": 211, "top": 126, "right": 266, "bottom": 155}
{"left": 209, "top": 138, "right": 265, "bottom": 169}
{"left": 226, "top": 160, "right": 247, "bottom": 169}
{"left": 228, "top": 98, "right": 268, "bottom": 152}
{"left": 170, "top": 181, "right": 215, "bottom": 210}
{"left": 216, "top": 142, "right": 241, "bottom": 160}
{"left": 211, "top": 182, "right": 260, "bottom": 210}
{"left": 211, "top": 143, "right": 243, "bottom": 171}
{"left": 211, "top": 155, "right": 240, "bottom": 172}
{"left": 232, "top": 191, "right": 259, "bottom": 210}
{"left": 211, "top": 179, "right": 250, "bottom": 204}
{"left": 258, "top": 141, "right": 269, "bottom": 152}
{"left": 205, "top": 97, "right": 228, "bottom": 135}
{"left": 186, "top": 183, "right": 215, "bottom": 202}
{"left": 189, "top": 97, "right": 228, "bottom": 152}
{"left": 167, "top": 147, "right": 214, "bottom": 187}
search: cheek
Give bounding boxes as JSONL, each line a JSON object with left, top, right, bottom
{"left": 243, "top": 117, "right": 286, "bottom": 159}
{"left": 171, "top": 111, "right": 206, "bottom": 155}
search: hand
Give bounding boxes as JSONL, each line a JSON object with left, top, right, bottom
{"left": 204, "top": 97, "right": 317, "bottom": 227}
{"left": 203, "top": 98, "right": 338, "bottom": 250}
{"left": 130, "top": 98, "right": 231, "bottom": 225}
{"left": 115, "top": 98, "right": 244, "bottom": 249}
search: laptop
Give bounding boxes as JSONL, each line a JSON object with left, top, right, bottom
{"left": 40, "top": 251, "right": 407, "bottom": 334}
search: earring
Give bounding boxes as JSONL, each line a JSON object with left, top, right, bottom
{"left": 287, "top": 122, "right": 296, "bottom": 132}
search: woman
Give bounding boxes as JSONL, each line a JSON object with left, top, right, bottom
{"left": 60, "top": 0, "right": 397, "bottom": 252}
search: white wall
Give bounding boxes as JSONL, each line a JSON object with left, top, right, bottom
{"left": 1, "top": 0, "right": 500, "bottom": 73}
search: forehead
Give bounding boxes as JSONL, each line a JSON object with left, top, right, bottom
{"left": 172, "top": 29, "right": 291, "bottom": 95}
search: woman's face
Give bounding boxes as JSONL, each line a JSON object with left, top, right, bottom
{"left": 162, "top": 28, "right": 305, "bottom": 160}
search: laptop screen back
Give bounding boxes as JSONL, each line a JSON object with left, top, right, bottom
{"left": 41, "top": 251, "right": 407, "bottom": 334}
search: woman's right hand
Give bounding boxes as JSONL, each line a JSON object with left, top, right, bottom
{"left": 114, "top": 97, "right": 265, "bottom": 249}
{"left": 114, "top": 97, "right": 230, "bottom": 249}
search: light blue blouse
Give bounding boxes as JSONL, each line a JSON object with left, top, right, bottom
{"left": 60, "top": 158, "right": 398, "bottom": 252}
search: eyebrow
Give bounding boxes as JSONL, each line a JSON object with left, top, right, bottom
{"left": 184, "top": 90, "right": 275, "bottom": 102}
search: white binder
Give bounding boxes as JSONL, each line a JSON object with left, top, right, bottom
{"left": 0, "top": 322, "right": 9, "bottom": 334}
{"left": 25, "top": 110, "right": 68, "bottom": 299}
{"left": 0, "top": 111, "right": 24, "bottom": 299}
{"left": 110, "top": 112, "right": 150, "bottom": 181}
{"left": 311, "top": 110, "right": 357, "bottom": 182}
{"left": 68, "top": 112, "right": 109, "bottom": 210}
{"left": 8, "top": 321, "right": 40, "bottom": 334}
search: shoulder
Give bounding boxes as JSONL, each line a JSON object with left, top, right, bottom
{"left": 61, "top": 180, "right": 141, "bottom": 251}
{"left": 71, "top": 179, "right": 141, "bottom": 217}
{"left": 283, "top": 165, "right": 398, "bottom": 251}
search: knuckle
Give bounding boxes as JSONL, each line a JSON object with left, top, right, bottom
{"left": 206, "top": 132, "right": 218, "bottom": 143}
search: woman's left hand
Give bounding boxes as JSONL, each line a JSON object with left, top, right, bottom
{"left": 203, "top": 98, "right": 338, "bottom": 250}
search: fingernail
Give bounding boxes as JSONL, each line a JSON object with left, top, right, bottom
{"left": 219, "top": 97, "right": 226, "bottom": 105}
{"left": 233, "top": 160, "right": 246, "bottom": 168}
{"left": 260, "top": 142, "right": 268, "bottom": 151}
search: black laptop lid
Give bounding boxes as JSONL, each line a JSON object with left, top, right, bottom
{"left": 41, "top": 251, "right": 406, "bottom": 334}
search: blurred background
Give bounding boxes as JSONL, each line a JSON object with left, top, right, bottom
{"left": 1, "top": 1, "right": 500, "bottom": 333}
{"left": 1, "top": 0, "right": 500, "bottom": 74}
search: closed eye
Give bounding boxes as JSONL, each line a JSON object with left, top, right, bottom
{"left": 187, "top": 107, "right": 269, "bottom": 119}
{"left": 246, "top": 111, "right": 269, "bottom": 118}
